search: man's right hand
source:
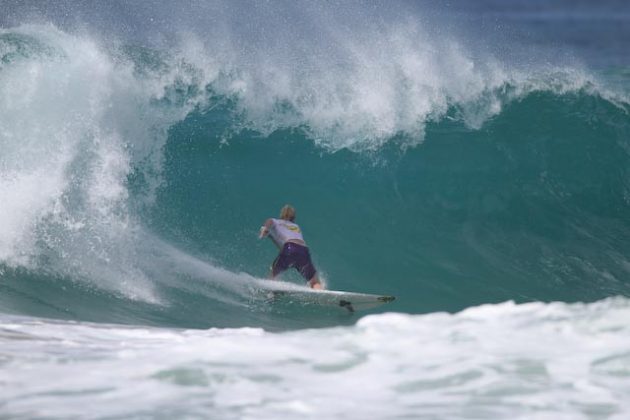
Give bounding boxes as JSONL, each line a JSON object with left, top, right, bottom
{"left": 258, "top": 226, "right": 268, "bottom": 239}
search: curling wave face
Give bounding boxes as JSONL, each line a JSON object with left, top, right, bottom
{"left": 0, "top": 6, "right": 629, "bottom": 330}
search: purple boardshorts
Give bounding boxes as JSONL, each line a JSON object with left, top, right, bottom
{"left": 272, "top": 242, "right": 317, "bottom": 280}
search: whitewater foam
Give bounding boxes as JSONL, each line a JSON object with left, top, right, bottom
{"left": 2, "top": 298, "right": 629, "bottom": 419}
{"left": 0, "top": 25, "right": 210, "bottom": 301}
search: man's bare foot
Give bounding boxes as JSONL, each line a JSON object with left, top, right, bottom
{"left": 308, "top": 276, "right": 324, "bottom": 290}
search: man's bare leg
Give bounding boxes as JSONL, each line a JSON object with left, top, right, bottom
{"left": 269, "top": 265, "right": 281, "bottom": 280}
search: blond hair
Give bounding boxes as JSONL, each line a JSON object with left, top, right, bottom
{"left": 279, "top": 204, "right": 296, "bottom": 222}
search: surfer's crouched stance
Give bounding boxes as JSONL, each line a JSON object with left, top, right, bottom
{"left": 259, "top": 205, "right": 323, "bottom": 289}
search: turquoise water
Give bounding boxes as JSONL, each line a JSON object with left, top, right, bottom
{"left": 1, "top": 2, "right": 630, "bottom": 417}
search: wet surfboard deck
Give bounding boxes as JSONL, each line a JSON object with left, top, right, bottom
{"left": 253, "top": 279, "right": 395, "bottom": 312}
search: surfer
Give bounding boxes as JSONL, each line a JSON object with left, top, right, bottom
{"left": 259, "top": 205, "right": 323, "bottom": 289}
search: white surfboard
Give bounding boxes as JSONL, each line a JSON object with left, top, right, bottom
{"left": 252, "top": 279, "right": 395, "bottom": 312}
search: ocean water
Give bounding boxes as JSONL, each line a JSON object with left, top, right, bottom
{"left": 1, "top": 1, "right": 629, "bottom": 418}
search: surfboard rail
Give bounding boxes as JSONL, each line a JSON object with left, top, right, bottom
{"left": 252, "top": 279, "right": 396, "bottom": 312}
